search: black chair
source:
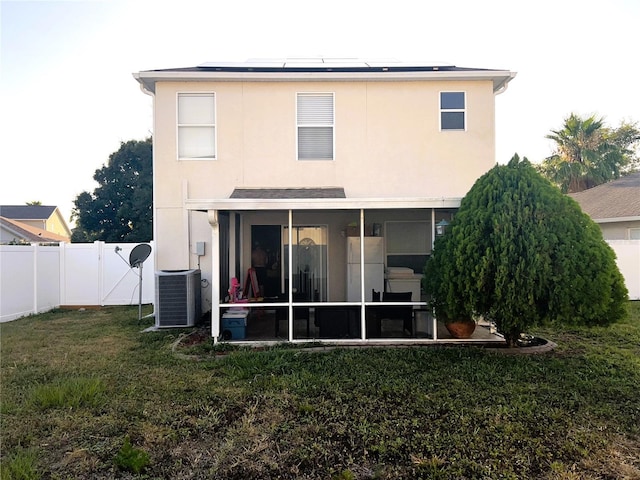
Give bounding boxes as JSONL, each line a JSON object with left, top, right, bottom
{"left": 381, "top": 291, "right": 413, "bottom": 336}
{"left": 275, "top": 293, "right": 310, "bottom": 337}
{"left": 366, "top": 290, "right": 382, "bottom": 338}
{"left": 314, "top": 306, "right": 361, "bottom": 338}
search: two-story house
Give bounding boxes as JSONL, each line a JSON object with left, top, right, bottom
{"left": 134, "top": 58, "right": 516, "bottom": 343}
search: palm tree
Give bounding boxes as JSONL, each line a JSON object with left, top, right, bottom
{"left": 539, "top": 113, "right": 639, "bottom": 193}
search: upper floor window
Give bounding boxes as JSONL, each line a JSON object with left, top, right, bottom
{"left": 629, "top": 227, "right": 640, "bottom": 240}
{"left": 177, "top": 93, "right": 216, "bottom": 160}
{"left": 297, "top": 93, "right": 334, "bottom": 160}
{"left": 440, "top": 92, "right": 465, "bottom": 131}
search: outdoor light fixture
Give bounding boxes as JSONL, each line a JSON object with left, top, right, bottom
{"left": 436, "top": 219, "right": 450, "bottom": 236}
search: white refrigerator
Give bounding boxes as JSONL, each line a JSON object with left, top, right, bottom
{"left": 347, "top": 237, "right": 384, "bottom": 302}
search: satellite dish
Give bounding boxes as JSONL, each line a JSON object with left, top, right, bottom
{"left": 129, "top": 244, "right": 152, "bottom": 268}
{"left": 114, "top": 243, "right": 152, "bottom": 322}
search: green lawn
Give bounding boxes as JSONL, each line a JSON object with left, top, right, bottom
{"left": 1, "top": 303, "right": 639, "bottom": 479}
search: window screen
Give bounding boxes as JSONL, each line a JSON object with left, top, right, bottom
{"left": 297, "top": 93, "right": 334, "bottom": 160}
{"left": 178, "top": 93, "right": 216, "bottom": 159}
{"left": 386, "top": 221, "right": 431, "bottom": 274}
{"left": 440, "top": 92, "right": 465, "bottom": 131}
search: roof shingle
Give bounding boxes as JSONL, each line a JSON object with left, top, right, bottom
{"left": 230, "top": 188, "right": 346, "bottom": 199}
{"left": 569, "top": 173, "right": 640, "bottom": 220}
{"left": 0, "top": 205, "right": 57, "bottom": 220}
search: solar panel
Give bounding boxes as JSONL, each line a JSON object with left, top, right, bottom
{"left": 197, "top": 57, "right": 454, "bottom": 70}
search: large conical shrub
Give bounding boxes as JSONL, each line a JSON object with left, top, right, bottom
{"left": 424, "top": 154, "right": 628, "bottom": 346}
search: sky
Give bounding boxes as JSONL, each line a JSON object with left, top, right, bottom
{"left": 1, "top": 0, "right": 639, "bottom": 226}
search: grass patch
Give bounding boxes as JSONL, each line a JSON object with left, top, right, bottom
{"left": 1, "top": 303, "right": 639, "bottom": 478}
{"left": 0, "top": 447, "right": 39, "bottom": 480}
{"left": 29, "top": 377, "right": 106, "bottom": 410}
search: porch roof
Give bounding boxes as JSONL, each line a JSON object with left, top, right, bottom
{"left": 185, "top": 194, "right": 462, "bottom": 211}
{"left": 230, "top": 187, "right": 347, "bottom": 199}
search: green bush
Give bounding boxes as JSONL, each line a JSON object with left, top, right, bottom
{"left": 424, "top": 154, "right": 628, "bottom": 346}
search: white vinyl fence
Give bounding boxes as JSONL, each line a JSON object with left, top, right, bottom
{"left": 0, "top": 239, "right": 637, "bottom": 323}
{"left": 1, "top": 241, "right": 155, "bottom": 322}
{"left": 609, "top": 240, "right": 640, "bottom": 301}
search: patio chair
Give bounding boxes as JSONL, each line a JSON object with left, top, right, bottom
{"left": 314, "top": 306, "right": 361, "bottom": 338}
{"left": 275, "top": 292, "right": 310, "bottom": 337}
{"left": 380, "top": 291, "right": 413, "bottom": 336}
{"left": 366, "top": 290, "right": 413, "bottom": 337}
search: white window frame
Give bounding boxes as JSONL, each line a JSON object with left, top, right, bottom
{"left": 439, "top": 91, "right": 466, "bottom": 131}
{"left": 177, "top": 92, "right": 216, "bottom": 160}
{"left": 296, "top": 92, "right": 335, "bottom": 161}
{"left": 629, "top": 227, "right": 640, "bottom": 240}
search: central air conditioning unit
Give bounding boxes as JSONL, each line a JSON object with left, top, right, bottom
{"left": 155, "top": 269, "right": 201, "bottom": 328}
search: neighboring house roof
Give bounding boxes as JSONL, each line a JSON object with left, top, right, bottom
{"left": 0, "top": 205, "right": 57, "bottom": 220}
{"left": 0, "top": 216, "right": 69, "bottom": 243}
{"left": 134, "top": 57, "right": 516, "bottom": 95}
{"left": 569, "top": 172, "right": 640, "bottom": 222}
{"left": 0, "top": 205, "right": 72, "bottom": 238}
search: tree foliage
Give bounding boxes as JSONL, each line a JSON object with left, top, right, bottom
{"left": 538, "top": 113, "right": 640, "bottom": 193}
{"left": 424, "top": 154, "right": 628, "bottom": 346}
{"left": 71, "top": 138, "right": 152, "bottom": 243}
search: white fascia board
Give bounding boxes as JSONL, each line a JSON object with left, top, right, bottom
{"left": 594, "top": 216, "right": 640, "bottom": 224}
{"left": 184, "top": 197, "right": 462, "bottom": 211}
{"left": 134, "top": 70, "right": 516, "bottom": 93}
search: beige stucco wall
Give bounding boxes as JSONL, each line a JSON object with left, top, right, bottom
{"left": 151, "top": 78, "right": 499, "bottom": 307}
{"left": 153, "top": 79, "right": 496, "bottom": 208}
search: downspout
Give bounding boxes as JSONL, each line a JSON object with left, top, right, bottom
{"left": 132, "top": 76, "right": 156, "bottom": 242}
{"left": 133, "top": 73, "right": 155, "bottom": 98}
{"left": 494, "top": 82, "right": 509, "bottom": 95}
{"left": 494, "top": 72, "right": 517, "bottom": 96}
{"left": 133, "top": 74, "right": 157, "bottom": 319}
